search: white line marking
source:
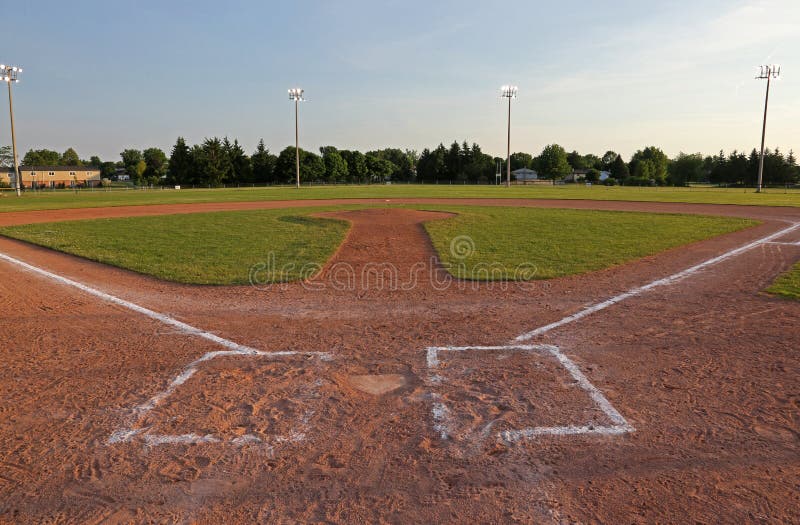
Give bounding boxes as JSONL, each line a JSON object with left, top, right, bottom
{"left": 111, "top": 352, "right": 329, "bottom": 445}
{"left": 0, "top": 250, "right": 334, "bottom": 447}
{"left": 515, "top": 222, "right": 800, "bottom": 342}
{"left": 426, "top": 344, "right": 634, "bottom": 442}
{"left": 0, "top": 251, "right": 264, "bottom": 354}
{"left": 767, "top": 241, "right": 800, "bottom": 246}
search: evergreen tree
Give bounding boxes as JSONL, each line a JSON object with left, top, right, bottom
{"left": 168, "top": 137, "right": 192, "bottom": 184}
{"left": 251, "top": 139, "right": 276, "bottom": 183}
{"left": 228, "top": 139, "right": 251, "bottom": 183}
{"left": 610, "top": 154, "right": 629, "bottom": 181}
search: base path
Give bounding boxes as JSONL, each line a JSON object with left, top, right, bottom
{"left": 0, "top": 200, "right": 798, "bottom": 523}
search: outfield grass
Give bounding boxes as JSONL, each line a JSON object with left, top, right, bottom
{"left": 423, "top": 206, "right": 757, "bottom": 280}
{"left": 0, "top": 184, "right": 798, "bottom": 213}
{"left": 0, "top": 204, "right": 757, "bottom": 284}
{"left": 766, "top": 263, "right": 800, "bottom": 301}
{"left": 0, "top": 208, "right": 349, "bottom": 284}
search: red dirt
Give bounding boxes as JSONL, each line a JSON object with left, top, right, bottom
{"left": 0, "top": 200, "right": 799, "bottom": 523}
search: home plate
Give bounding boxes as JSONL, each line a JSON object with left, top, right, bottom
{"left": 348, "top": 374, "right": 406, "bottom": 395}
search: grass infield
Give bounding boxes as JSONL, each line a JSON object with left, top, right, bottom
{"left": 0, "top": 205, "right": 756, "bottom": 284}
{"left": 766, "top": 263, "right": 800, "bottom": 301}
{"left": 0, "top": 184, "right": 798, "bottom": 213}
{"left": 0, "top": 208, "right": 350, "bottom": 284}
{"left": 423, "top": 206, "right": 756, "bottom": 280}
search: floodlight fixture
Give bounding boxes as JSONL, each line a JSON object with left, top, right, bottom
{"left": 2, "top": 63, "right": 23, "bottom": 196}
{"left": 754, "top": 65, "right": 781, "bottom": 193}
{"left": 500, "top": 84, "right": 518, "bottom": 187}
{"left": 500, "top": 85, "right": 518, "bottom": 99}
{"left": 288, "top": 87, "right": 305, "bottom": 188}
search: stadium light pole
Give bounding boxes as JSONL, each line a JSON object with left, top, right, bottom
{"left": 500, "top": 85, "right": 518, "bottom": 188}
{"left": 2, "top": 64, "right": 23, "bottom": 197}
{"left": 755, "top": 64, "right": 780, "bottom": 193}
{"left": 288, "top": 88, "right": 304, "bottom": 189}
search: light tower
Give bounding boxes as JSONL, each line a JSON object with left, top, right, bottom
{"left": 288, "top": 88, "right": 305, "bottom": 189}
{"left": 2, "top": 64, "right": 23, "bottom": 196}
{"left": 755, "top": 65, "right": 780, "bottom": 193}
{"left": 500, "top": 85, "right": 518, "bottom": 188}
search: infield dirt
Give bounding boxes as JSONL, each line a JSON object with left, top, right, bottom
{"left": 0, "top": 200, "right": 798, "bottom": 523}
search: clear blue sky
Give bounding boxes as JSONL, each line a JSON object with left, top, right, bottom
{"left": 2, "top": 0, "right": 798, "bottom": 161}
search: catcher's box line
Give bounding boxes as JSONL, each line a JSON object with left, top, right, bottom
{"left": 426, "top": 345, "right": 634, "bottom": 441}
{"left": 514, "top": 221, "right": 800, "bottom": 342}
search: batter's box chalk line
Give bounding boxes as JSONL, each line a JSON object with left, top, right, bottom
{"left": 426, "top": 345, "right": 634, "bottom": 443}
{"left": 108, "top": 349, "right": 333, "bottom": 447}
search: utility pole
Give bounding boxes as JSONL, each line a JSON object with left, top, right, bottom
{"left": 500, "top": 85, "right": 518, "bottom": 188}
{"left": 288, "top": 88, "right": 304, "bottom": 189}
{"left": 755, "top": 65, "right": 780, "bottom": 193}
{"left": 2, "top": 64, "right": 23, "bottom": 196}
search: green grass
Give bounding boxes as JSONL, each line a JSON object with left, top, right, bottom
{"left": 0, "top": 204, "right": 757, "bottom": 284}
{"left": 766, "top": 263, "right": 800, "bottom": 300}
{"left": 0, "top": 184, "right": 798, "bottom": 213}
{"left": 0, "top": 208, "right": 349, "bottom": 284}
{"left": 423, "top": 206, "right": 757, "bottom": 280}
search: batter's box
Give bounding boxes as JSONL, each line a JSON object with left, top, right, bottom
{"left": 109, "top": 350, "right": 333, "bottom": 449}
{"left": 425, "top": 345, "right": 634, "bottom": 443}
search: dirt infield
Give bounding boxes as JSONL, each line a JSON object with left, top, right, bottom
{"left": 0, "top": 200, "right": 799, "bottom": 523}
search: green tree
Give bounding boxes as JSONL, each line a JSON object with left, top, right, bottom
{"left": 566, "top": 150, "right": 589, "bottom": 170}
{"left": 100, "top": 161, "right": 116, "bottom": 180}
{"left": 275, "top": 146, "right": 299, "bottom": 183}
{"left": 120, "top": 149, "right": 144, "bottom": 183}
{"left": 134, "top": 159, "right": 147, "bottom": 183}
{"left": 601, "top": 151, "right": 619, "bottom": 171}
{"left": 88, "top": 155, "right": 103, "bottom": 168}
{"left": 536, "top": 144, "right": 571, "bottom": 183}
{"left": 168, "top": 137, "right": 192, "bottom": 185}
{"left": 61, "top": 148, "right": 82, "bottom": 166}
{"left": 320, "top": 146, "right": 348, "bottom": 182}
{"left": 196, "top": 138, "right": 231, "bottom": 186}
{"left": 302, "top": 150, "right": 326, "bottom": 181}
{"left": 610, "top": 154, "right": 629, "bottom": 181}
{"left": 23, "top": 149, "right": 61, "bottom": 166}
{"left": 251, "top": 139, "right": 276, "bottom": 184}
{"left": 630, "top": 146, "right": 669, "bottom": 185}
{"left": 143, "top": 147, "right": 168, "bottom": 183}
{"left": 227, "top": 139, "right": 251, "bottom": 183}
{"left": 366, "top": 154, "right": 394, "bottom": 182}
{"left": 668, "top": 152, "right": 704, "bottom": 186}
{"left": 509, "top": 152, "right": 533, "bottom": 171}
{"left": 340, "top": 150, "right": 368, "bottom": 182}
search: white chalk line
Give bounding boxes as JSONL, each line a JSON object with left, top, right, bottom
{"left": 0, "top": 251, "right": 265, "bottom": 354}
{"left": 515, "top": 222, "right": 800, "bottom": 342}
{"left": 108, "top": 350, "right": 331, "bottom": 446}
{"left": 0, "top": 250, "right": 331, "bottom": 447}
{"left": 426, "top": 345, "right": 633, "bottom": 443}
{"left": 767, "top": 241, "right": 800, "bottom": 246}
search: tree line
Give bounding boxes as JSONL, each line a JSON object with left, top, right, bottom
{"left": 5, "top": 140, "right": 799, "bottom": 188}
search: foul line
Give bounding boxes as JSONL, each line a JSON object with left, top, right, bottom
{"left": 515, "top": 222, "right": 800, "bottom": 342}
{"left": 0, "top": 251, "right": 263, "bottom": 353}
{"left": 0, "top": 251, "right": 335, "bottom": 446}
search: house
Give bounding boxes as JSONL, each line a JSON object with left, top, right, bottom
{"left": 512, "top": 168, "right": 538, "bottom": 182}
{"left": 564, "top": 169, "right": 590, "bottom": 183}
{"left": 1, "top": 166, "right": 102, "bottom": 189}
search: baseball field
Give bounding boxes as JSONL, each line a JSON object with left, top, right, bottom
{"left": 0, "top": 185, "right": 798, "bottom": 522}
